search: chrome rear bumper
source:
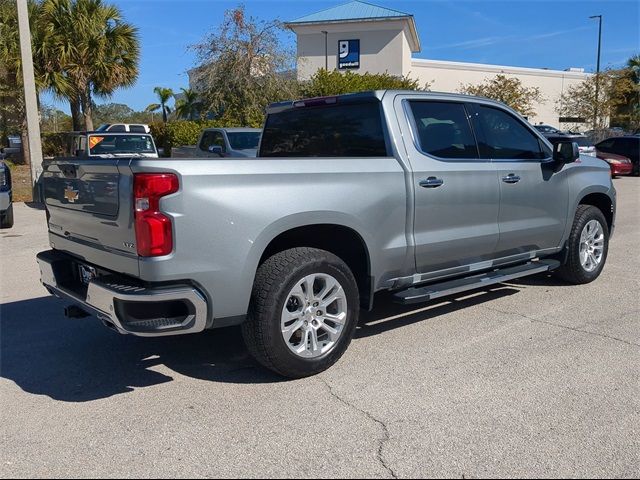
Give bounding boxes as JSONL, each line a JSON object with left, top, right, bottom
{"left": 37, "top": 249, "right": 208, "bottom": 337}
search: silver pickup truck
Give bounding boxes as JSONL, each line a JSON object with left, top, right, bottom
{"left": 37, "top": 91, "right": 616, "bottom": 378}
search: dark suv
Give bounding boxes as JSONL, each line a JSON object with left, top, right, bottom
{"left": 0, "top": 161, "right": 13, "bottom": 229}
{"left": 596, "top": 136, "right": 640, "bottom": 176}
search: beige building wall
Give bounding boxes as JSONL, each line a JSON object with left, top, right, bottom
{"left": 407, "top": 59, "right": 589, "bottom": 126}
{"left": 292, "top": 20, "right": 414, "bottom": 80}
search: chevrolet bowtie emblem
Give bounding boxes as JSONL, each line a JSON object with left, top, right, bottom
{"left": 64, "top": 185, "right": 79, "bottom": 203}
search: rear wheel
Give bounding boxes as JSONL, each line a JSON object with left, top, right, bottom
{"left": 242, "top": 247, "right": 359, "bottom": 378}
{"left": 0, "top": 204, "right": 13, "bottom": 229}
{"left": 556, "top": 205, "right": 609, "bottom": 284}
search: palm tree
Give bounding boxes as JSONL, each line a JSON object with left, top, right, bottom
{"left": 0, "top": 0, "right": 70, "bottom": 163}
{"left": 146, "top": 87, "right": 174, "bottom": 123}
{"left": 41, "top": 0, "right": 140, "bottom": 131}
{"left": 174, "top": 88, "right": 202, "bottom": 120}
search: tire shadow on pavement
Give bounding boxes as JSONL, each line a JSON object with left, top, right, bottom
{"left": 1, "top": 286, "right": 522, "bottom": 401}
{"left": 0, "top": 296, "right": 283, "bottom": 403}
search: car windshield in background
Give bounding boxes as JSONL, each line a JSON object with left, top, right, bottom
{"left": 88, "top": 135, "right": 155, "bottom": 155}
{"left": 535, "top": 125, "right": 559, "bottom": 133}
{"left": 260, "top": 102, "right": 388, "bottom": 157}
{"left": 227, "top": 132, "right": 261, "bottom": 150}
{"left": 570, "top": 136, "right": 593, "bottom": 147}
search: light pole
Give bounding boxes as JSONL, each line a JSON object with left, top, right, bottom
{"left": 590, "top": 15, "right": 602, "bottom": 129}
{"left": 16, "top": 0, "right": 43, "bottom": 191}
{"left": 321, "top": 31, "right": 328, "bottom": 70}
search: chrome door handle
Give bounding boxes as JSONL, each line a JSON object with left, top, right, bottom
{"left": 502, "top": 174, "right": 521, "bottom": 184}
{"left": 419, "top": 177, "right": 444, "bottom": 188}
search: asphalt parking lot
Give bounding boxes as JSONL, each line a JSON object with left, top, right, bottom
{"left": 1, "top": 179, "right": 638, "bottom": 478}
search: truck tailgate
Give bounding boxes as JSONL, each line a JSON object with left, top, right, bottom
{"left": 42, "top": 158, "right": 139, "bottom": 275}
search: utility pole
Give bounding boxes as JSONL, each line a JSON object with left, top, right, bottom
{"left": 16, "top": 0, "right": 43, "bottom": 195}
{"left": 590, "top": 15, "right": 603, "bottom": 129}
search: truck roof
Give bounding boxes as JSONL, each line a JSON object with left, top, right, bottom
{"left": 201, "top": 127, "right": 262, "bottom": 133}
{"left": 266, "top": 90, "right": 510, "bottom": 114}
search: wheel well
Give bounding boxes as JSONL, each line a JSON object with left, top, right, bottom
{"left": 259, "top": 224, "right": 372, "bottom": 309}
{"left": 579, "top": 193, "right": 613, "bottom": 230}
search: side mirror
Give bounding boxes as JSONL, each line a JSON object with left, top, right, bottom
{"left": 208, "top": 145, "right": 224, "bottom": 156}
{"left": 553, "top": 141, "right": 579, "bottom": 164}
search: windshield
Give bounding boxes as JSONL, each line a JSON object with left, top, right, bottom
{"left": 94, "top": 124, "right": 110, "bottom": 132}
{"left": 226, "top": 132, "right": 261, "bottom": 150}
{"left": 571, "top": 137, "right": 593, "bottom": 147}
{"left": 88, "top": 134, "right": 156, "bottom": 155}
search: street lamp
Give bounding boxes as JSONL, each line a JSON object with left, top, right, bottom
{"left": 321, "top": 31, "right": 328, "bottom": 70}
{"left": 590, "top": 15, "right": 602, "bottom": 129}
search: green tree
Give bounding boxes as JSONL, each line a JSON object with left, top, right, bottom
{"left": 40, "top": 0, "right": 140, "bottom": 131}
{"left": 146, "top": 87, "right": 174, "bottom": 123}
{"left": 191, "top": 6, "right": 298, "bottom": 127}
{"left": 40, "top": 104, "right": 72, "bottom": 132}
{"left": 92, "top": 102, "right": 135, "bottom": 126}
{"left": 174, "top": 87, "right": 202, "bottom": 120}
{"left": 459, "top": 74, "right": 544, "bottom": 117}
{"left": 0, "top": 0, "right": 66, "bottom": 164}
{"left": 300, "top": 69, "right": 429, "bottom": 98}
{"left": 557, "top": 66, "right": 639, "bottom": 132}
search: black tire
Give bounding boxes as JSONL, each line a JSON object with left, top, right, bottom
{"left": 0, "top": 204, "right": 13, "bottom": 229}
{"left": 555, "top": 205, "right": 609, "bottom": 284}
{"left": 242, "top": 247, "right": 359, "bottom": 379}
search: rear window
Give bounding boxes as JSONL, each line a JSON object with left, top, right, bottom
{"left": 88, "top": 135, "right": 156, "bottom": 155}
{"left": 227, "top": 132, "right": 261, "bottom": 150}
{"left": 259, "top": 102, "right": 388, "bottom": 157}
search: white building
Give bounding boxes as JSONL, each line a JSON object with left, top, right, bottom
{"left": 286, "top": 0, "right": 590, "bottom": 127}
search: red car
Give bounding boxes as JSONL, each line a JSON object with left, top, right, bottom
{"left": 596, "top": 150, "right": 633, "bottom": 177}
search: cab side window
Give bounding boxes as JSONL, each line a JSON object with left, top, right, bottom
{"left": 476, "top": 106, "right": 546, "bottom": 160}
{"left": 200, "top": 131, "right": 213, "bottom": 151}
{"left": 211, "top": 131, "right": 226, "bottom": 151}
{"left": 408, "top": 101, "right": 479, "bottom": 159}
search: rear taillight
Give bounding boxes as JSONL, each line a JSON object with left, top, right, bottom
{"left": 133, "top": 173, "right": 179, "bottom": 257}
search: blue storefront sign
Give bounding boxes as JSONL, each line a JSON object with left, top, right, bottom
{"left": 338, "top": 40, "right": 360, "bottom": 69}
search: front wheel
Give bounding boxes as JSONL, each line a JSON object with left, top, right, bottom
{"left": 555, "top": 205, "right": 609, "bottom": 284}
{"left": 242, "top": 247, "right": 359, "bottom": 378}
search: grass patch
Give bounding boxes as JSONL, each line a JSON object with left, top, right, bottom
{"left": 5, "top": 162, "right": 33, "bottom": 202}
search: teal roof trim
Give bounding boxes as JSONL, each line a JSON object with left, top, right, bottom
{"left": 289, "top": 0, "right": 412, "bottom": 24}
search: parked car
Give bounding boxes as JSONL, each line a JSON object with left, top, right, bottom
{"left": 533, "top": 124, "right": 561, "bottom": 135}
{"left": 0, "top": 161, "right": 13, "bottom": 229}
{"left": 95, "top": 123, "right": 151, "bottom": 134}
{"left": 37, "top": 91, "right": 615, "bottom": 378}
{"left": 67, "top": 132, "right": 159, "bottom": 158}
{"left": 172, "top": 128, "right": 261, "bottom": 158}
{"left": 595, "top": 136, "right": 640, "bottom": 176}
{"left": 1, "top": 135, "right": 22, "bottom": 161}
{"left": 596, "top": 150, "right": 633, "bottom": 177}
{"left": 546, "top": 134, "right": 596, "bottom": 156}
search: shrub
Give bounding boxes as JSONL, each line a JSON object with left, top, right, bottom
{"left": 41, "top": 133, "right": 69, "bottom": 157}
{"left": 300, "top": 69, "right": 429, "bottom": 98}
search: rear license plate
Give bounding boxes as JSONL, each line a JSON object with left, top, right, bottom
{"left": 78, "top": 264, "right": 97, "bottom": 285}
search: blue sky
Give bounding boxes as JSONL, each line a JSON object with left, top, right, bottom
{"left": 42, "top": 0, "right": 639, "bottom": 113}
